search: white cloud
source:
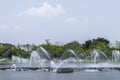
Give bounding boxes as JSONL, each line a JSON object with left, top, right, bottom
{"left": 19, "top": 2, "right": 65, "bottom": 17}
{"left": 65, "top": 17, "right": 78, "bottom": 23}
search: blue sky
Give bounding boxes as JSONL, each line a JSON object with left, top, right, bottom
{"left": 0, "top": 0, "right": 120, "bottom": 44}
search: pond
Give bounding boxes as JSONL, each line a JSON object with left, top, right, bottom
{"left": 0, "top": 70, "right": 120, "bottom": 80}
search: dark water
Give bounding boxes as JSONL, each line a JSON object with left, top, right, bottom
{"left": 0, "top": 70, "right": 120, "bottom": 80}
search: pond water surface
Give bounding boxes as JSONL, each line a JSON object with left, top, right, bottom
{"left": 0, "top": 70, "right": 120, "bottom": 80}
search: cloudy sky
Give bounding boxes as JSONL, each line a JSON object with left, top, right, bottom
{"left": 0, "top": 0, "right": 120, "bottom": 44}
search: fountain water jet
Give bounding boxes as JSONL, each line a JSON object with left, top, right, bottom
{"left": 29, "top": 51, "right": 41, "bottom": 67}
{"left": 60, "top": 49, "right": 80, "bottom": 60}
{"left": 112, "top": 50, "right": 120, "bottom": 63}
{"left": 53, "top": 49, "right": 82, "bottom": 72}
{"left": 91, "top": 49, "right": 110, "bottom": 63}
{"left": 11, "top": 64, "right": 17, "bottom": 71}
{"left": 37, "top": 47, "right": 51, "bottom": 60}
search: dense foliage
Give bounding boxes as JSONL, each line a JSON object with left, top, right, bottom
{"left": 0, "top": 37, "right": 118, "bottom": 59}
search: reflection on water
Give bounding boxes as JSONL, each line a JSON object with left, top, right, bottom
{"left": 0, "top": 71, "right": 120, "bottom": 80}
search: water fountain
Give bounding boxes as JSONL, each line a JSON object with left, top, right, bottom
{"left": 112, "top": 50, "right": 120, "bottom": 63}
{"left": 11, "top": 47, "right": 52, "bottom": 68}
{"left": 60, "top": 49, "right": 81, "bottom": 60}
{"left": 37, "top": 47, "right": 51, "bottom": 60}
{"left": 91, "top": 49, "right": 110, "bottom": 63}
{"left": 11, "top": 64, "right": 17, "bottom": 71}
{"left": 3, "top": 48, "right": 120, "bottom": 72}
{"left": 0, "top": 58, "right": 8, "bottom": 62}
{"left": 12, "top": 55, "right": 29, "bottom": 67}
{"left": 29, "top": 51, "right": 41, "bottom": 67}
{"left": 53, "top": 49, "right": 82, "bottom": 73}
{"left": 12, "top": 55, "right": 21, "bottom": 64}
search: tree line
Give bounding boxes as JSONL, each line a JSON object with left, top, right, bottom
{"left": 0, "top": 37, "right": 119, "bottom": 59}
